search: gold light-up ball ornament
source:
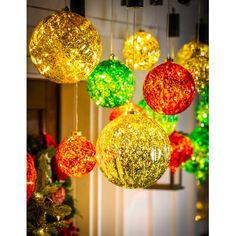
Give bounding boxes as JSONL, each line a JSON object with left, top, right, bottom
{"left": 29, "top": 10, "right": 102, "bottom": 83}
{"left": 96, "top": 113, "right": 171, "bottom": 188}
{"left": 143, "top": 58, "right": 195, "bottom": 115}
{"left": 56, "top": 131, "right": 96, "bottom": 177}
{"left": 123, "top": 30, "right": 160, "bottom": 70}
{"left": 175, "top": 41, "right": 209, "bottom": 65}
{"left": 184, "top": 49, "right": 209, "bottom": 94}
{"left": 109, "top": 101, "right": 145, "bottom": 121}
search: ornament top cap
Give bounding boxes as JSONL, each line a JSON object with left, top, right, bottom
{"left": 72, "top": 131, "right": 82, "bottom": 136}
{"left": 63, "top": 6, "right": 70, "bottom": 11}
{"left": 109, "top": 53, "right": 118, "bottom": 60}
{"left": 165, "top": 57, "right": 174, "bottom": 62}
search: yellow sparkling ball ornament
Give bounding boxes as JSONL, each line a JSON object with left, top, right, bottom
{"left": 175, "top": 41, "right": 209, "bottom": 65}
{"left": 29, "top": 10, "right": 102, "bottom": 83}
{"left": 96, "top": 113, "right": 171, "bottom": 188}
{"left": 184, "top": 50, "right": 209, "bottom": 93}
{"left": 123, "top": 30, "right": 160, "bottom": 70}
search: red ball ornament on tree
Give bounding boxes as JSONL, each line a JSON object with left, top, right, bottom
{"left": 168, "top": 131, "right": 193, "bottom": 174}
{"left": 56, "top": 131, "right": 96, "bottom": 177}
{"left": 143, "top": 58, "right": 195, "bottom": 115}
{"left": 27, "top": 153, "right": 37, "bottom": 202}
{"left": 51, "top": 187, "right": 66, "bottom": 205}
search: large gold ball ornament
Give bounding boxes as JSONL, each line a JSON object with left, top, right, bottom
{"left": 123, "top": 30, "right": 160, "bottom": 70}
{"left": 175, "top": 41, "right": 208, "bottom": 65}
{"left": 29, "top": 10, "right": 102, "bottom": 83}
{"left": 96, "top": 113, "right": 171, "bottom": 188}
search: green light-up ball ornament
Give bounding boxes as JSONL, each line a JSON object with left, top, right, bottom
{"left": 96, "top": 113, "right": 171, "bottom": 188}
{"left": 138, "top": 99, "right": 178, "bottom": 135}
{"left": 196, "top": 100, "right": 209, "bottom": 127}
{"left": 182, "top": 126, "right": 209, "bottom": 184}
{"left": 87, "top": 57, "right": 135, "bottom": 108}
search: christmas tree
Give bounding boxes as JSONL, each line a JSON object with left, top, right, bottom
{"left": 27, "top": 133, "right": 80, "bottom": 236}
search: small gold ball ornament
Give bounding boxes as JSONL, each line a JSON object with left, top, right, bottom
{"left": 29, "top": 10, "right": 102, "bottom": 83}
{"left": 123, "top": 30, "right": 160, "bottom": 70}
{"left": 96, "top": 113, "right": 171, "bottom": 189}
{"left": 175, "top": 40, "right": 208, "bottom": 65}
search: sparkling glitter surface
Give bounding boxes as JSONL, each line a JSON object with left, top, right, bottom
{"left": 196, "top": 98, "right": 209, "bottom": 127}
{"left": 87, "top": 59, "right": 135, "bottom": 108}
{"left": 29, "top": 10, "right": 102, "bottom": 83}
{"left": 96, "top": 114, "right": 171, "bottom": 188}
{"left": 109, "top": 101, "right": 145, "bottom": 121}
{"left": 184, "top": 53, "right": 209, "bottom": 94}
{"left": 123, "top": 30, "right": 160, "bottom": 70}
{"left": 27, "top": 153, "right": 37, "bottom": 202}
{"left": 175, "top": 41, "right": 209, "bottom": 66}
{"left": 182, "top": 126, "right": 209, "bottom": 184}
{"left": 138, "top": 99, "right": 178, "bottom": 135}
{"left": 143, "top": 60, "right": 195, "bottom": 115}
{"left": 56, "top": 131, "right": 96, "bottom": 177}
{"left": 168, "top": 131, "right": 193, "bottom": 174}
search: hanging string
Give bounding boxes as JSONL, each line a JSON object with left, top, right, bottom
{"left": 126, "top": 7, "right": 129, "bottom": 39}
{"left": 110, "top": 0, "right": 114, "bottom": 56}
{"left": 196, "top": 0, "right": 201, "bottom": 45}
{"left": 166, "top": 0, "right": 170, "bottom": 58}
{"left": 74, "top": 82, "right": 79, "bottom": 131}
{"left": 132, "top": 7, "right": 136, "bottom": 69}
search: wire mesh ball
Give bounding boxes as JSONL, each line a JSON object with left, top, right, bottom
{"left": 109, "top": 101, "right": 145, "bottom": 121}
{"left": 29, "top": 10, "right": 102, "bottom": 83}
{"left": 181, "top": 126, "right": 209, "bottom": 184}
{"left": 168, "top": 131, "right": 193, "bottom": 174}
{"left": 87, "top": 58, "right": 135, "bottom": 108}
{"left": 143, "top": 59, "right": 195, "bottom": 115}
{"left": 96, "top": 113, "right": 171, "bottom": 189}
{"left": 56, "top": 131, "right": 96, "bottom": 177}
{"left": 27, "top": 153, "right": 37, "bottom": 202}
{"left": 175, "top": 40, "right": 209, "bottom": 66}
{"left": 123, "top": 30, "right": 160, "bottom": 70}
{"left": 184, "top": 52, "right": 209, "bottom": 94}
{"left": 138, "top": 99, "right": 178, "bottom": 135}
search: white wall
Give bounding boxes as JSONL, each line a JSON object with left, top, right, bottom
{"left": 27, "top": 0, "right": 208, "bottom": 235}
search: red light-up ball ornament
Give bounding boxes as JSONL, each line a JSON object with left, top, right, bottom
{"left": 143, "top": 58, "right": 195, "bottom": 115}
{"left": 56, "top": 131, "right": 96, "bottom": 177}
{"left": 168, "top": 131, "right": 193, "bottom": 174}
{"left": 27, "top": 153, "right": 37, "bottom": 202}
{"left": 109, "top": 101, "right": 145, "bottom": 121}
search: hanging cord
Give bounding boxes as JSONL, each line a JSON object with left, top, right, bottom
{"left": 132, "top": 7, "right": 136, "bottom": 69}
{"left": 126, "top": 7, "right": 129, "bottom": 39}
{"left": 196, "top": 0, "right": 201, "bottom": 45}
{"left": 110, "top": 0, "right": 114, "bottom": 57}
{"left": 74, "top": 82, "right": 79, "bottom": 131}
{"left": 166, "top": 0, "right": 170, "bottom": 58}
